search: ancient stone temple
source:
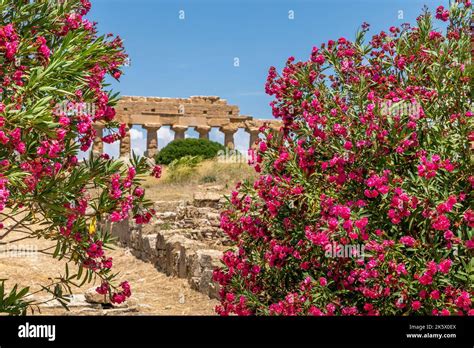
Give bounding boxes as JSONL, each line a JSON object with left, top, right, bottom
{"left": 92, "top": 96, "right": 281, "bottom": 157}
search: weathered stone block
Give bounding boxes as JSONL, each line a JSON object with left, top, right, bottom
{"left": 193, "top": 192, "right": 221, "bottom": 208}
{"left": 129, "top": 228, "right": 143, "bottom": 250}
{"left": 142, "top": 234, "right": 157, "bottom": 262}
{"left": 156, "top": 211, "right": 177, "bottom": 220}
{"left": 110, "top": 219, "right": 131, "bottom": 244}
{"left": 84, "top": 287, "right": 110, "bottom": 305}
{"left": 199, "top": 269, "right": 214, "bottom": 296}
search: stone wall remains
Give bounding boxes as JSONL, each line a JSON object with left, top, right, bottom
{"left": 110, "top": 192, "right": 229, "bottom": 299}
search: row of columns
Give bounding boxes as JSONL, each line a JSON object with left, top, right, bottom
{"left": 92, "top": 124, "right": 261, "bottom": 158}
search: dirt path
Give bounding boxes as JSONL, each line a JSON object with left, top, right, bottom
{"left": 0, "top": 234, "right": 218, "bottom": 315}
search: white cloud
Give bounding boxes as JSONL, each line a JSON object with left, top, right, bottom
{"left": 77, "top": 149, "right": 90, "bottom": 161}
{"left": 157, "top": 127, "right": 174, "bottom": 149}
{"left": 132, "top": 146, "right": 144, "bottom": 156}
{"left": 209, "top": 128, "right": 224, "bottom": 143}
{"left": 104, "top": 142, "right": 119, "bottom": 158}
{"left": 128, "top": 126, "right": 146, "bottom": 156}
{"left": 130, "top": 128, "right": 144, "bottom": 140}
{"left": 234, "top": 129, "right": 250, "bottom": 153}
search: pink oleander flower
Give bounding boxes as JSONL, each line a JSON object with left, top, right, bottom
{"left": 411, "top": 301, "right": 422, "bottom": 311}
{"left": 151, "top": 165, "right": 162, "bottom": 179}
{"left": 36, "top": 36, "right": 51, "bottom": 59}
{"left": 109, "top": 211, "right": 122, "bottom": 222}
{"left": 432, "top": 215, "right": 450, "bottom": 231}
{"left": 86, "top": 241, "right": 104, "bottom": 258}
{"left": 418, "top": 273, "right": 433, "bottom": 286}
{"left": 111, "top": 293, "right": 126, "bottom": 304}
{"left": 454, "top": 292, "right": 470, "bottom": 311}
{"left": 133, "top": 187, "right": 145, "bottom": 197}
{"left": 438, "top": 259, "right": 451, "bottom": 274}
{"left": 435, "top": 6, "right": 449, "bottom": 21}
{"left": 96, "top": 282, "right": 110, "bottom": 295}
{"left": 400, "top": 236, "right": 416, "bottom": 247}
{"left": 430, "top": 290, "right": 440, "bottom": 300}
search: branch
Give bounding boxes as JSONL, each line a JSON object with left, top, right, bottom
{"left": 0, "top": 216, "right": 33, "bottom": 240}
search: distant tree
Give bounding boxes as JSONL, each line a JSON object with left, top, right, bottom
{"left": 155, "top": 138, "right": 226, "bottom": 165}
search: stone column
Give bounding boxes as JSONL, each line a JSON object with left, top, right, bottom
{"left": 92, "top": 125, "right": 104, "bottom": 154}
{"left": 247, "top": 127, "right": 260, "bottom": 149}
{"left": 220, "top": 126, "right": 238, "bottom": 150}
{"left": 144, "top": 124, "right": 161, "bottom": 158}
{"left": 119, "top": 124, "right": 131, "bottom": 158}
{"left": 172, "top": 125, "right": 187, "bottom": 140}
{"left": 195, "top": 125, "right": 211, "bottom": 140}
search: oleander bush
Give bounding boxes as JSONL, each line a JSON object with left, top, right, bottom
{"left": 214, "top": 1, "right": 473, "bottom": 316}
{"left": 155, "top": 138, "right": 225, "bottom": 165}
{"left": 0, "top": 0, "right": 161, "bottom": 313}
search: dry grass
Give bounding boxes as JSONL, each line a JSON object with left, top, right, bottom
{"left": 141, "top": 159, "right": 257, "bottom": 202}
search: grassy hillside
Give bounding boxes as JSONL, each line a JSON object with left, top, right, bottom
{"left": 142, "top": 159, "right": 258, "bottom": 201}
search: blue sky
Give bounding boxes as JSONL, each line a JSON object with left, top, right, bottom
{"left": 87, "top": 0, "right": 444, "bottom": 157}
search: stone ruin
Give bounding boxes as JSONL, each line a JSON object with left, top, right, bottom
{"left": 92, "top": 96, "right": 281, "bottom": 157}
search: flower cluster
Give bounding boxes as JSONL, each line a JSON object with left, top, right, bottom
{"left": 0, "top": 177, "right": 9, "bottom": 213}
{"left": 95, "top": 280, "right": 132, "bottom": 304}
{"left": 0, "top": 24, "right": 19, "bottom": 60}
{"left": 214, "top": 2, "right": 473, "bottom": 316}
{"left": 151, "top": 165, "right": 162, "bottom": 179}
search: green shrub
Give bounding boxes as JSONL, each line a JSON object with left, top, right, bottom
{"left": 155, "top": 138, "right": 225, "bottom": 165}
